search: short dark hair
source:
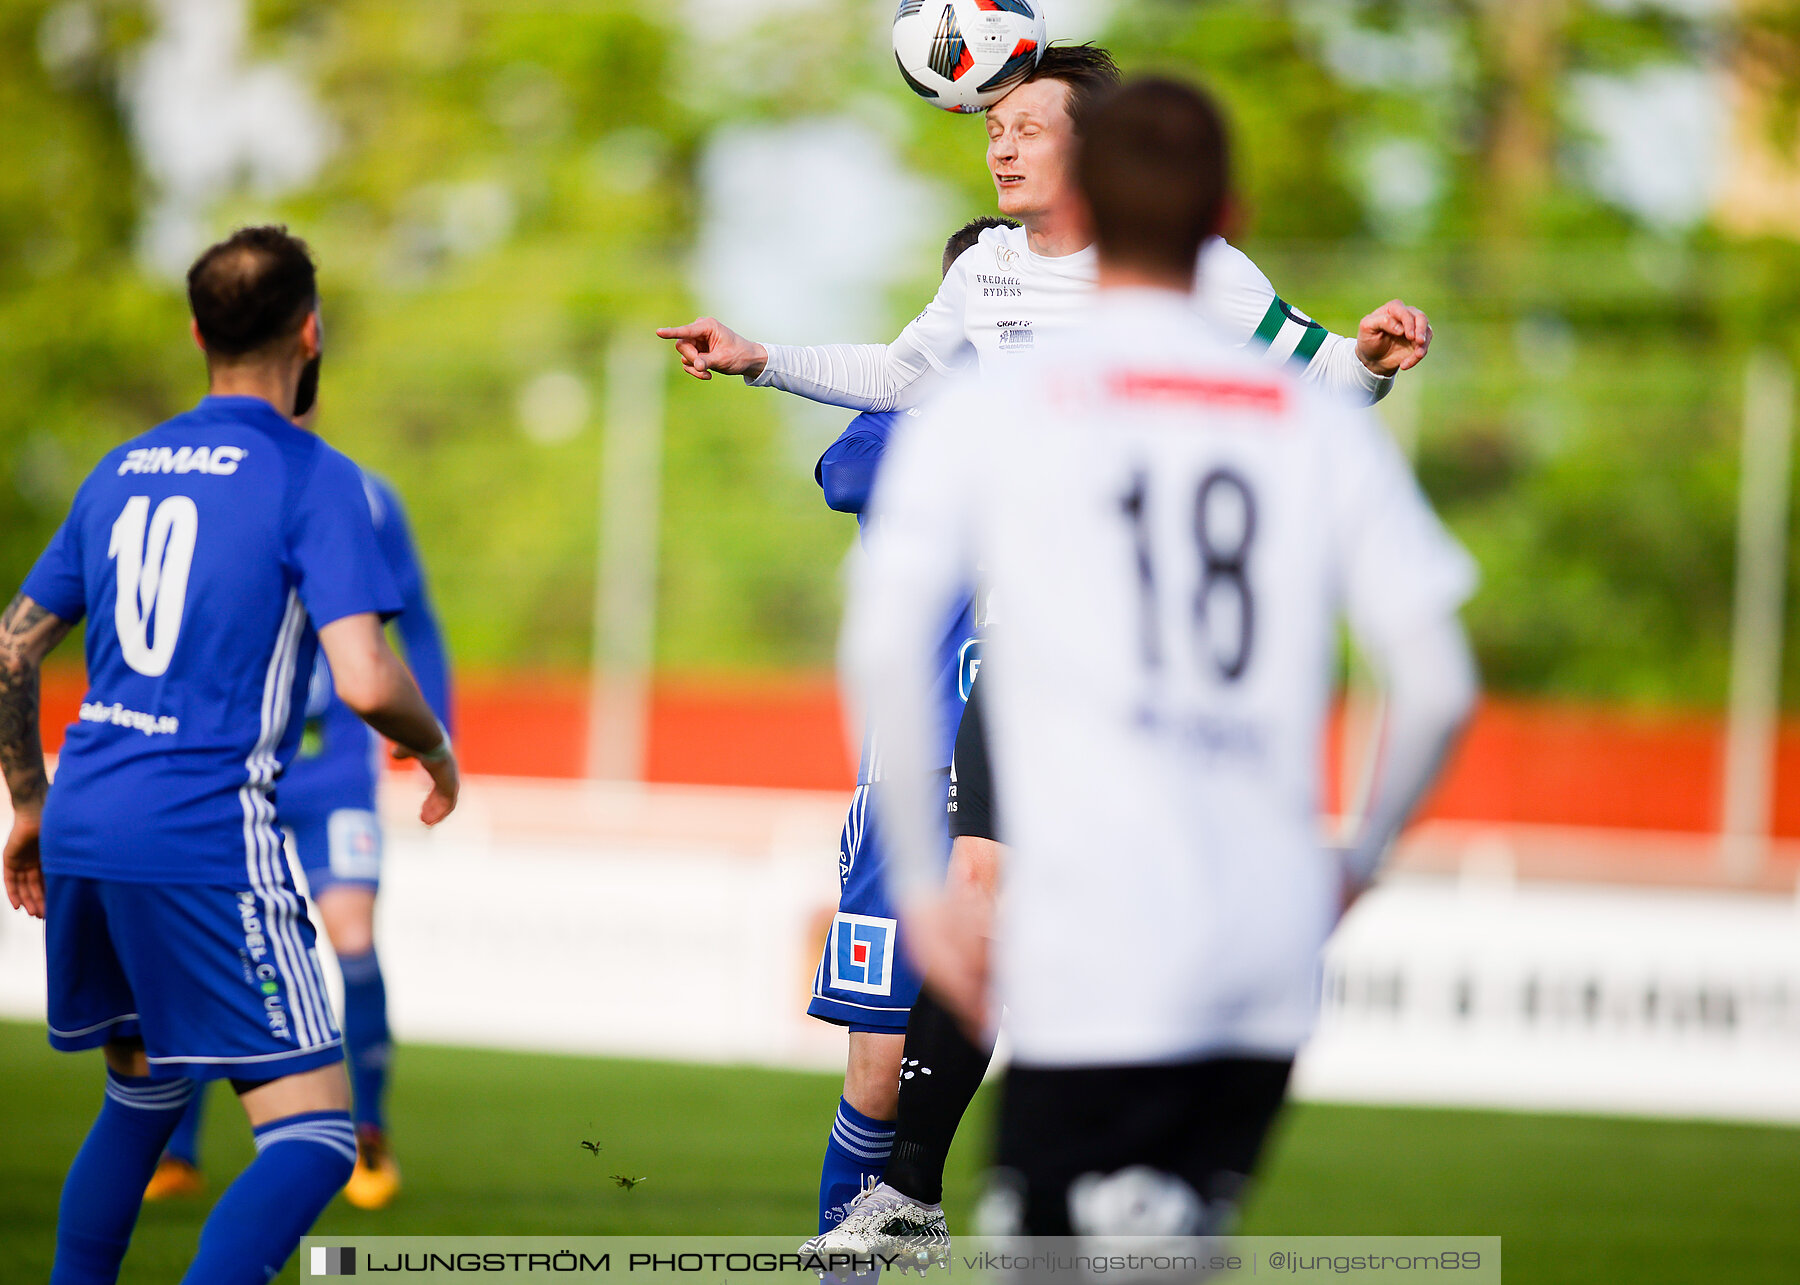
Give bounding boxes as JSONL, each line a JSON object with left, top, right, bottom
{"left": 186, "top": 226, "right": 317, "bottom": 359}
{"left": 1078, "top": 78, "right": 1231, "bottom": 279}
{"left": 942, "top": 215, "right": 1020, "bottom": 276}
{"left": 1014, "top": 44, "right": 1121, "bottom": 132}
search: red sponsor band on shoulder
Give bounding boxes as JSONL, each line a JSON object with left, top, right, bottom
{"left": 1108, "top": 371, "right": 1287, "bottom": 413}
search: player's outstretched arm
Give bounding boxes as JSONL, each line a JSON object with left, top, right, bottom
{"left": 655, "top": 317, "right": 768, "bottom": 381}
{"left": 318, "top": 613, "right": 459, "bottom": 827}
{"left": 1212, "top": 242, "right": 1433, "bottom": 400}
{"left": 0, "top": 593, "right": 73, "bottom": 918}
{"left": 657, "top": 319, "right": 940, "bottom": 413}
{"left": 1356, "top": 300, "right": 1433, "bottom": 376}
{"left": 659, "top": 257, "right": 964, "bottom": 412}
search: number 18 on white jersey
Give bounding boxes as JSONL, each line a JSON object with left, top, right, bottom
{"left": 846, "top": 288, "right": 1475, "bottom": 1066}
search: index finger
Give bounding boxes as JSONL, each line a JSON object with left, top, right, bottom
{"left": 1368, "top": 308, "right": 1407, "bottom": 337}
{"left": 654, "top": 322, "right": 708, "bottom": 340}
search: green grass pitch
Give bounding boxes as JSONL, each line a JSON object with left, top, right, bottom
{"left": 2, "top": 1020, "right": 1797, "bottom": 1283}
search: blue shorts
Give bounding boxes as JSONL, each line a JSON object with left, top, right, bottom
{"left": 44, "top": 872, "right": 344, "bottom": 1082}
{"left": 808, "top": 777, "right": 950, "bottom": 1032}
{"left": 285, "top": 799, "right": 382, "bottom": 896}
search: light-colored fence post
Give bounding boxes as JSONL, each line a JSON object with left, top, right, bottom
{"left": 586, "top": 332, "right": 666, "bottom": 783}
{"left": 1721, "top": 351, "right": 1795, "bottom": 881}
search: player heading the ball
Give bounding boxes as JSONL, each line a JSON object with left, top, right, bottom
{"left": 659, "top": 38, "right": 1436, "bottom": 1256}
{"left": 843, "top": 76, "right": 1477, "bottom": 1246}
{"left": 657, "top": 45, "right": 1432, "bottom": 412}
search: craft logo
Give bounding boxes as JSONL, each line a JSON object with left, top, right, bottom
{"left": 309, "top": 1245, "right": 356, "bottom": 1276}
{"left": 830, "top": 914, "right": 896, "bottom": 995}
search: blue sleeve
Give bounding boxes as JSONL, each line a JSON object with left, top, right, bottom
{"left": 288, "top": 447, "right": 403, "bottom": 629}
{"left": 815, "top": 413, "right": 896, "bottom": 515}
{"left": 21, "top": 508, "right": 88, "bottom": 624}
{"left": 370, "top": 477, "right": 453, "bottom": 732}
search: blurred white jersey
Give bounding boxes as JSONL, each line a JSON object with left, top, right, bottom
{"left": 856, "top": 288, "right": 1473, "bottom": 1066}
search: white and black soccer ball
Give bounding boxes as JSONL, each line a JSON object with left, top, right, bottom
{"left": 892, "top": 0, "right": 1046, "bottom": 115}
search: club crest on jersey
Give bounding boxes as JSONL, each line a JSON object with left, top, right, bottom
{"left": 994, "top": 241, "right": 1020, "bottom": 270}
{"left": 829, "top": 913, "right": 896, "bottom": 995}
{"left": 959, "top": 637, "right": 982, "bottom": 700}
{"left": 998, "top": 321, "right": 1035, "bottom": 351}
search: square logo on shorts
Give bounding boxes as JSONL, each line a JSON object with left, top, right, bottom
{"left": 327, "top": 809, "right": 381, "bottom": 882}
{"left": 829, "top": 913, "right": 896, "bottom": 995}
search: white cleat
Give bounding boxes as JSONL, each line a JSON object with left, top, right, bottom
{"left": 801, "top": 1180, "right": 952, "bottom": 1275}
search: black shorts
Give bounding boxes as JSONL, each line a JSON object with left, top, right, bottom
{"left": 992, "top": 1056, "right": 1293, "bottom": 1237}
{"left": 948, "top": 669, "right": 1000, "bottom": 842}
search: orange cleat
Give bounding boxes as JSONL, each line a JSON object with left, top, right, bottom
{"left": 343, "top": 1128, "right": 401, "bottom": 1210}
{"left": 143, "top": 1156, "right": 205, "bottom": 1201}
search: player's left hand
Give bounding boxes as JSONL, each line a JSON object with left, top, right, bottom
{"left": 899, "top": 885, "right": 992, "bottom": 1036}
{"left": 391, "top": 741, "right": 459, "bottom": 827}
{"left": 1355, "top": 300, "right": 1432, "bottom": 376}
{"left": 4, "top": 806, "right": 45, "bottom": 919}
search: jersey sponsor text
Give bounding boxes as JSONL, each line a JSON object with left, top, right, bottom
{"left": 117, "top": 445, "right": 246, "bottom": 476}
{"left": 78, "top": 701, "right": 179, "bottom": 737}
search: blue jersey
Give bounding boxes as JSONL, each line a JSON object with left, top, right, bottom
{"left": 280, "top": 471, "right": 452, "bottom": 820}
{"left": 817, "top": 409, "right": 975, "bottom": 780}
{"left": 22, "top": 395, "right": 402, "bottom": 885}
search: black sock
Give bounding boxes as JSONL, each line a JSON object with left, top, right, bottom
{"left": 883, "top": 990, "right": 996, "bottom": 1205}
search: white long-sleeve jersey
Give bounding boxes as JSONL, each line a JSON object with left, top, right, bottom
{"left": 751, "top": 226, "right": 1392, "bottom": 410}
{"left": 842, "top": 287, "right": 1475, "bottom": 1067}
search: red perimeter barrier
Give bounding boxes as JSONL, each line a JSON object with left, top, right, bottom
{"left": 34, "top": 668, "right": 1800, "bottom": 836}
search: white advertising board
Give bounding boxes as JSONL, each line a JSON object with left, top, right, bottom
{"left": 4, "top": 780, "right": 1800, "bottom": 1124}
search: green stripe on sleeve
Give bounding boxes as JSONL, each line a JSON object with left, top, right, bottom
{"left": 1250, "top": 298, "right": 1286, "bottom": 349}
{"left": 1289, "top": 323, "right": 1328, "bottom": 367}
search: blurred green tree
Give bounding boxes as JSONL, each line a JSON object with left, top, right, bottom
{"left": 5, "top": 0, "right": 1800, "bottom": 713}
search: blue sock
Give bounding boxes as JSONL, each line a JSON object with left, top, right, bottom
{"left": 338, "top": 949, "right": 391, "bottom": 1133}
{"left": 164, "top": 1085, "right": 206, "bottom": 1167}
{"left": 180, "top": 1110, "right": 355, "bottom": 1285}
{"left": 818, "top": 1098, "right": 895, "bottom": 1234}
{"left": 52, "top": 1071, "right": 196, "bottom": 1285}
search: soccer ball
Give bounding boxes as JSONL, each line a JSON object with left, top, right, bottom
{"left": 892, "top": 0, "right": 1046, "bottom": 115}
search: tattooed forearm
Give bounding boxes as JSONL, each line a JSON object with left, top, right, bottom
{"left": 0, "top": 593, "right": 72, "bottom": 810}
{"left": 0, "top": 660, "right": 46, "bottom": 808}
